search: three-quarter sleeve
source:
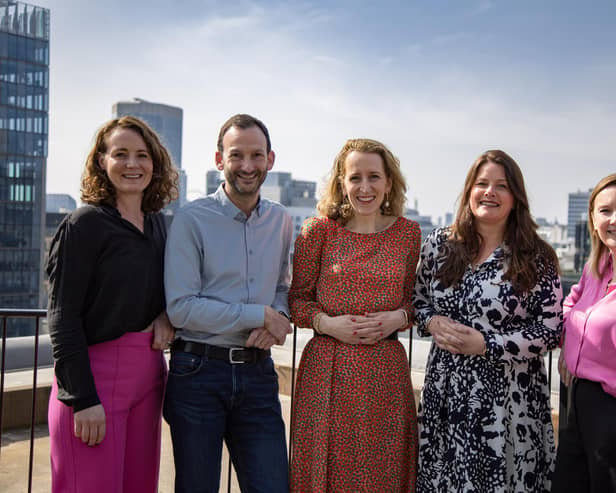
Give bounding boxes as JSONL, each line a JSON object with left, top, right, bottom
{"left": 289, "top": 217, "right": 329, "bottom": 328}
{"left": 47, "top": 213, "right": 100, "bottom": 411}
{"left": 413, "top": 229, "right": 442, "bottom": 336}
{"left": 399, "top": 220, "right": 422, "bottom": 330}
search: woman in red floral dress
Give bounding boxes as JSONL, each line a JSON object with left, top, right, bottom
{"left": 289, "top": 138, "right": 421, "bottom": 492}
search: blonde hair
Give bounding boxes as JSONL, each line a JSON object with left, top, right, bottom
{"left": 317, "top": 138, "right": 406, "bottom": 223}
{"left": 587, "top": 173, "right": 616, "bottom": 278}
{"left": 81, "top": 116, "right": 179, "bottom": 212}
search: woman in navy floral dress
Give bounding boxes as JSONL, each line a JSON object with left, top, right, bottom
{"left": 413, "top": 150, "right": 563, "bottom": 493}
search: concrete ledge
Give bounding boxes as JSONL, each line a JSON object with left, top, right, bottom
{"left": 1, "top": 385, "right": 51, "bottom": 429}
{"left": 2, "top": 359, "right": 560, "bottom": 445}
{"left": 1, "top": 367, "right": 53, "bottom": 430}
{"left": 274, "top": 362, "right": 295, "bottom": 397}
{"left": 0, "top": 335, "right": 53, "bottom": 371}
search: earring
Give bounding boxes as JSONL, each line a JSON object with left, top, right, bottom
{"left": 339, "top": 195, "right": 353, "bottom": 219}
{"left": 382, "top": 193, "right": 392, "bottom": 214}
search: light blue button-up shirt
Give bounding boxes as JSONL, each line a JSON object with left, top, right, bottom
{"left": 164, "top": 184, "right": 293, "bottom": 347}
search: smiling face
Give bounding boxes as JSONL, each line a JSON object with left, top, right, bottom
{"left": 592, "top": 184, "right": 616, "bottom": 255}
{"left": 469, "top": 161, "right": 514, "bottom": 230}
{"left": 341, "top": 151, "right": 392, "bottom": 219}
{"left": 98, "top": 128, "right": 153, "bottom": 200}
{"left": 215, "top": 125, "right": 274, "bottom": 204}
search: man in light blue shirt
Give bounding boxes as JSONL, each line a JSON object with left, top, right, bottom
{"left": 164, "top": 114, "right": 293, "bottom": 493}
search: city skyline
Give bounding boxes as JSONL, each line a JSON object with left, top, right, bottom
{"left": 37, "top": 0, "right": 615, "bottom": 223}
{"left": 0, "top": 1, "right": 50, "bottom": 322}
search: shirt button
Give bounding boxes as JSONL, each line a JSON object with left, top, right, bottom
{"left": 249, "top": 278, "right": 254, "bottom": 283}
{"left": 249, "top": 249, "right": 253, "bottom": 255}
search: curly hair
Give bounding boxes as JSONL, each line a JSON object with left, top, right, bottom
{"left": 587, "top": 173, "right": 616, "bottom": 278}
{"left": 437, "top": 150, "right": 558, "bottom": 293}
{"left": 81, "top": 116, "right": 179, "bottom": 213}
{"left": 317, "top": 138, "right": 406, "bottom": 223}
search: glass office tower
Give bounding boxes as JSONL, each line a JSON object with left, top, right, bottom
{"left": 567, "top": 189, "right": 591, "bottom": 239}
{"left": 0, "top": 1, "right": 49, "bottom": 334}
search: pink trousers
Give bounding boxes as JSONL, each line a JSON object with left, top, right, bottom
{"left": 48, "top": 331, "right": 167, "bottom": 493}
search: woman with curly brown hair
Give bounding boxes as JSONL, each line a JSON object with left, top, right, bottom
{"left": 46, "top": 116, "right": 178, "bottom": 493}
{"left": 289, "top": 138, "right": 421, "bottom": 491}
{"left": 413, "top": 150, "right": 563, "bottom": 492}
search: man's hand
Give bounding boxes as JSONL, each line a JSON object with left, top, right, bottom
{"left": 74, "top": 404, "right": 106, "bottom": 447}
{"left": 151, "top": 311, "right": 175, "bottom": 350}
{"left": 246, "top": 328, "right": 278, "bottom": 349}
{"left": 263, "top": 306, "right": 292, "bottom": 344}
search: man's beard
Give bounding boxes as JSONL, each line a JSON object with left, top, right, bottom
{"left": 225, "top": 169, "right": 267, "bottom": 196}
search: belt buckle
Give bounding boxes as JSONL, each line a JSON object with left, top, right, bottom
{"left": 229, "top": 347, "right": 246, "bottom": 364}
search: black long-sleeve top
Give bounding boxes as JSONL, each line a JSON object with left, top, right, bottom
{"left": 46, "top": 204, "right": 166, "bottom": 411}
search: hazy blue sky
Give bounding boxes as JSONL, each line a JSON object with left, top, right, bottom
{"left": 38, "top": 0, "right": 615, "bottom": 223}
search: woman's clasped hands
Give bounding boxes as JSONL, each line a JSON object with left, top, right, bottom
{"left": 319, "top": 310, "right": 406, "bottom": 345}
{"left": 427, "top": 315, "right": 487, "bottom": 356}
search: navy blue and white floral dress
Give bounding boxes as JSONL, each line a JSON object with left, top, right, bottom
{"left": 413, "top": 228, "right": 563, "bottom": 493}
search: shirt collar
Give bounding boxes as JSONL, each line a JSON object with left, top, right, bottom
{"left": 100, "top": 203, "right": 120, "bottom": 217}
{"left": 213, "top": 183, "right": 265, "bottom": 221}
{"left": 99, "top": 202, "right": 152, "bottom": 221}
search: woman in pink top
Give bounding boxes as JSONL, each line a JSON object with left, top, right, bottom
{"left": 553, "top": 173, "right": 616, "bottom": 493}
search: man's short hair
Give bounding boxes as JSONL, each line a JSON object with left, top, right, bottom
{"left": 217, "top": 114, "right": 271, "bottom": 153}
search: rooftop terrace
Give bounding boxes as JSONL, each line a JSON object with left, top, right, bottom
{"left": 0, "top": 309, "right": 564, "bottom": 492}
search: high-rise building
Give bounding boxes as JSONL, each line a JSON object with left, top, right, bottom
{"left": 46, "top": 193, "right": 76, "bottom": 213}
{"left": 112, "top": 98, "right": 186, "bottom": 209}
{"left": 574, "top": 219, "right": 591, "bottom": 272}
{"left": 286, "top": 205, "right": 316, "bottom": 260}
{"left": 205, "top": 170, "right": 318, "bottom": 209}
{"left": 0, "top": 1, "right": 50, "bottom": 330}
{"left": 567, "top": 189, "right": 591, "bottom": 239}
{"left": 261, "top": 172, "right": 317, "bottom": 208}
{"left": 205, "top": 169, "right": 222, "bottom": 195}
{"left": 404, "top": 207, "right": 435, "bottom": 242}
{"left": 536, "top": 218, "right": 575, "bottom": 272}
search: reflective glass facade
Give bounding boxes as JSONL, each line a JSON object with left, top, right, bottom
{"left": 567, "top": 190, "right": 591, "bottom": 239}
{"left": 0, "top": 1, "right": 49, "bottom": 330}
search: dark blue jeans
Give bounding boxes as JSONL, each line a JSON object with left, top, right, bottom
{"left": 163, "top": 350, "right": 289, "bottom": 493}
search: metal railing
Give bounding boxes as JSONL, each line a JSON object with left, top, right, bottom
{"left": 1, "top": 309, "right": 558, "bottom": 493}
{"left": 0, "top": 308, "right": 47, "bottom": 493}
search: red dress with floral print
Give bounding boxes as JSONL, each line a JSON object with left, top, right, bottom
{"left": 289, "top": 216, "right": 421, "bottom": 492}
